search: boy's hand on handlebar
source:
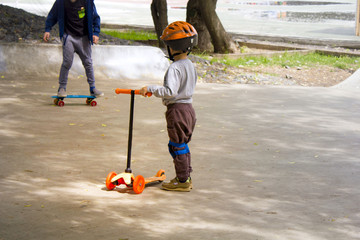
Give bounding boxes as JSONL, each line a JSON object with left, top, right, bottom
{"left": 139, "top": 86, "right": 149, "bottom": 97}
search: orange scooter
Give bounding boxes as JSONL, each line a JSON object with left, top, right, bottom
{"left": 105, "top": 89, "right": 166, "bottom": 194}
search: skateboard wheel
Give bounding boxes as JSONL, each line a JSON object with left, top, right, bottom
{"left": 90, "top": 100, "right": 97, "bottom": 107}
{"left": 54, "top": 99, "right": 58, "bottom": 105}
{"left": 133, "top": 175, "right": 145, "bottom": 194}
{"left": 106, "top": 171, "right": 118, "bottom": 190}
{"left": 58, "top": 100, "right": 65, "bottom": 107}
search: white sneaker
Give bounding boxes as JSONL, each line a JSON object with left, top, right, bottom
{"left": 57, "top": 88, "right": 66, "bottom": 97}
{"left": 90, "top": 88, "right": 104, "bottom": 97}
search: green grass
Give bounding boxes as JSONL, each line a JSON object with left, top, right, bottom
{"left": 101, "top": 31, "right": 359, "bottom": 71}
{"left": 102, "top": 29, "right": 157, "bottom": 41}
{"left": 203, "top": 52, "right": 360, "bottom": 70}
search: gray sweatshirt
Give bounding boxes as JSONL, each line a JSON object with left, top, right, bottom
{"left": 147, "top": 58, "right": 197, "bottom": 106}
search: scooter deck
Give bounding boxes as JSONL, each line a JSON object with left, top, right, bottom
{"left": 111, "top": 171, "right": 166, "bottom": 185}
{"left": 145, "top": 175, "right": 166, "bottom": 184}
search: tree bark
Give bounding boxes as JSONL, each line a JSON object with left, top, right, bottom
{"left": 197, "top": 0, "right": 234, "bottom": 53}
{"left": 186, "top": 0, "right": 213, "bottom": 52}
{"left": 151, "top": 0, "right": 168, "bottom": 48}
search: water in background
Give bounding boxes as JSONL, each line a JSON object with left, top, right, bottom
{"left": 0, "top": 0, "right": 358, "bottom": 40}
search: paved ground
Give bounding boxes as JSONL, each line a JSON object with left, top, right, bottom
{"left": 1, "top": 44, "right": 360, "bottom": 240}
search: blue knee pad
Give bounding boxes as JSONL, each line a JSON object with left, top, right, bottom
{"left": 168, "top": 141, "right": 190, "bottom": 159}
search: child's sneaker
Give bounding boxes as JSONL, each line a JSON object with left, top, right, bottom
{"left": 161, "top": 177, "right": 191, "bottom": 192}
{"left": 90, "top": 87, "right": 104, "bottom": 97}
{"left": 57, "top": 88, "right": 67, "bottom": 97}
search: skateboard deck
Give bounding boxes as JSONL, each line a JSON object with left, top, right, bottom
{"left": 52, "top": 95, "right": 97, "bottom": 107}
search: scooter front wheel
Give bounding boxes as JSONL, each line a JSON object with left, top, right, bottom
{"left": 106, "top": 172, "right": 118, "bottom": 190}
{"left": 133, "top": 175, "right": 145, "bottom": 194}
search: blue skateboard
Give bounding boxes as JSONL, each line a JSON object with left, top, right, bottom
{"left": 52, "top": 95, "right": 97, "bottom": 107}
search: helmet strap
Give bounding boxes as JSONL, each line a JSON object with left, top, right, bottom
{"left": 166, "top": 46, "right": 175, "bottom": 61}
{"left": 166, "top": 46, "right": 185, "bottom": 62}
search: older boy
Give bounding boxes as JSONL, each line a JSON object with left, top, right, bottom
{"left": 43, "top": 0, "right": 103, "bottom": 97}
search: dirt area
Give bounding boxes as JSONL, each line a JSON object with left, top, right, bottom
{"left": 0, "top": 4, "right": 355, "bottom": 87}
{"left": 194, "top": 61, "right": 353, "bottom": 87}
{"left": 252, "top": 65, "right": 352, "bottom": 87}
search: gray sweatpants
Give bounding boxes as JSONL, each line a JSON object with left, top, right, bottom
{"left": 59, "top": 33, "right": 95, "bottom": 89}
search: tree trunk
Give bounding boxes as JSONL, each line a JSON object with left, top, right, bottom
{"left": 198, "top": 0, "right": 234, "bottom": 53}
{"left": 186, "top": 0, "right": 213, "bottom": 52}
{"left": 151, "top": 0, "right": 168, "bottom": 48}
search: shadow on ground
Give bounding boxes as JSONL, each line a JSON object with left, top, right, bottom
{"left": 1, "top": 51, "right": 360, "bottom": 239}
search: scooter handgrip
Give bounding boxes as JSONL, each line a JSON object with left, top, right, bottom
{"left": 115, "top": 88, "right": 152, "bottom": 97}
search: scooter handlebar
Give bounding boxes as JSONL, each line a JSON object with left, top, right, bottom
{"left": 115, "top": 88, "right": 152, "bottom": 97}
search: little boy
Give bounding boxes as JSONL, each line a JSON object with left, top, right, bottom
{"left": 43, "top": 0, "right": 103, "bottom": 97}
{"left": 140, "top": 21, "right": 198, "bottom": 192}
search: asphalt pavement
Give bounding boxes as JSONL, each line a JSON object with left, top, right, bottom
{"left": 0, "top": 44, "right": 360, "bottom": 240}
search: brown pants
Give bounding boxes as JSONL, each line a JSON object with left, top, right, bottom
{"left": 166, "top": 103, "right": 196, "bottom": 182}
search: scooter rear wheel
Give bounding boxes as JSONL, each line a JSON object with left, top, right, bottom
{"left": 133, "top": 175, "right": 145, "bottom": 194}
{"left": 106, "top": 172, "right": 118, "bottom": 190}
{"left": 156, "top": 169, "right": 165, "bottom": 177}
{"left": 156, "top": 169, "right": 165, "bottom": 182}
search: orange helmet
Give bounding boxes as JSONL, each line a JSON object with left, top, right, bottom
{"left": 160, "top": 21, "right": 198, "bottom": 52}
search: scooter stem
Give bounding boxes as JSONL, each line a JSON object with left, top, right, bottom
{"left": 125, "top": 90, "right": 135, "bottom": 173}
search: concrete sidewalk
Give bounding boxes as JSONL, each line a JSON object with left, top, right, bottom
{"left": 0, "top": 45, "right": 360, "bottom": 240}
